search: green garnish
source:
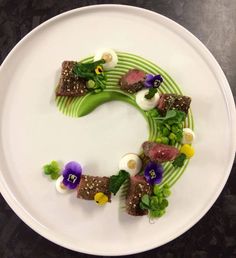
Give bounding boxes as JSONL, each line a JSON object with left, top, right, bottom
{"left": 43, "top": 160, "right": 61, "bottom": 180}
{"left": 73, "top": 59, "right": 107, "bottom": 92}
{"left": 155, "top": 110, "right": 186, "bottom": 145}
{"left": 155, "top": 110, "right": 186, "bottom": 124}
{"left": 172, "top": 153, "right": 187, "bottom": 167}
{"left": 139, "top": 184, "right": 171, "bottom": 218}
{"left": 145, "top": 88, "right": 158, "bottom": 99}
{"left": 147, "top": 108, "right": 159, "bottom": 118}
{"left": 109, "top": 170, "right": 130, "bottom": 195}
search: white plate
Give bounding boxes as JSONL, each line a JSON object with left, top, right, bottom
{"left": 0, "top": 5, "right": 235, "bottom": 256}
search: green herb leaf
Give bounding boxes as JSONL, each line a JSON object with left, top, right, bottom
{"left": 156, "top": 110, "right": 186, "bottom": 124}
{"left": 159, "top": 199, "right": 169, "bottom": 209}
{"left": 163, "top": 188, "right": 171, "bottom": 197}
{"left": 147, "top": 109, "right": 159, "bottom": 118}
{"left": 43, "top": 160, "right": 61, "bottom": 179}
{"left": 172, "top": 153, "right": 186, "bottom": 167}
{"left": 145, "top": 88, "right": 158, "bottom": 99}
{"left": 109, "top": 170, "right": 130, "bottom": 195}
{"left": 141, "top": 194, "right": 150, "bottom": 207}
{"left": 139, "top": 202, "right": 149, "bottom": 210}
{"left": 153, "top": 185, "right": 160, "bottom": 196}
{"left": 150, "top": 196, "right": 159, "bottom": 210}
{"left": 50, "top": 172, "right": 60, "bottom": 180}
{"left": 150, "top": 209, "right": 162, "bottom": 218}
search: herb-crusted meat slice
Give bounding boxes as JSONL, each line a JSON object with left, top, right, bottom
{"left": 119, "top": 69, "right": 146, "bottom": 93}
{"left": 126, "top": 176, "right": 151, "bottom": 216}
{"left": 157, "top": 94, "right": 191, "bottom": 115}
{"left": 56, "top": 61, "right": 88, "bottom": 97}
{"left": 142, "top": 141, "right": 179, "bottom": 163}
{"left": 77, "top": 175, "right": 111, "bottom": 202}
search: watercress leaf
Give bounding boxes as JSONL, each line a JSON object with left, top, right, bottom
{"left": 150, "top": 209, "right": 161, "bottom": 218}
{"left": 159, "top": 199, "right": 169, "bottom": 209}
{"left": 145, "top": 88, "right": 158, "bottom": 99}
{"left": 139, "top": 202, "right": 149, "bottom": 210}
{"left": 109, "top": 170, "right": 130, "bottom": 195}
{"left": 172, "top": 153, "right": 186, "bottom": 167}
{"left": 150, "top": 196, "right": 159, "bottom": 210}
{"left": 43, "top": 165, "right": 52, "bottom": 175}
{"left": 50, "top": 172, "right": 60, "bottom": 180}
{"left": 141, "top": 194, "right": 150, "bottom": 207}
{"left": 153, "top": 184, "right": 160, "bottom": 196}
{"left": 163, "top": 189, "right": 171, "bottom": 197}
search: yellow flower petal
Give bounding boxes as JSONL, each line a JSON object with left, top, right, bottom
{"left": 94, "top": 192, "right": 108, "bottom": 205}
{"left": 180, "top": 144, "right": 195, "bottom": 158}
{"left": 95, "top": 65, "right": 103, "bottom": 74}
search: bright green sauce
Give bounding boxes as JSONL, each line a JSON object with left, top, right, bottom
{"left": 55, "top": 52, "right": 194, "bottom": 187}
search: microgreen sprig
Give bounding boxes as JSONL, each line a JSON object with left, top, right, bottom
{"left": 43, "top": 160, "right": 61, "bottom": 180}
{"left": 139, "top": 184, "right": 171, "bottom": 218}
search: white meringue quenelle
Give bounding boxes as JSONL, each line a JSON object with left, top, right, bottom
{"left": 94, "top": 48, "right": 118, "bottom": 71}
{"left": 182, "top": 128, "right": 195, "bottom": 144}
{"left": 119, "top": 153, "right": 142, "bottom": 176}
{"left": 55, "top": 175, "right": 68, "bottom": 194}
{"left": 135, "top": 89, "right": 160, "bottom": 111}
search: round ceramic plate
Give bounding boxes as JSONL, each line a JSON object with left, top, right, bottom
{"left": 0, "top": 5, "right": 235, "bottom": 256}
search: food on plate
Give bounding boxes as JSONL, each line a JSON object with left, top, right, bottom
{"left": 44, "top": 49, "right": 195, "bottom": 219}
{"left": 55, "top": 175, "right": 68, "bottom": 194}
{"left": 109, "top": 170, "right": 130, "bottom": 195}
{"left": 119, "top": 69, "right": 146, "bottom": 93}
{"left": 119, "top": 153, "right": 142, "bottom": 176}
{"left": 77, "top": 175, "right": 111, "bottom": 202}
{"left": 94, "top": 192, "right": 109, "bottom": 205}
{"left": 180, "top": 144, "right": 195, "bottom": 158}
{"left": 182, "top": 128, "right": 195, "bottom": 144}
{"left": 157, "top": 94, "right": 191, "bottom": 115}
{"left": 135, "top": 89, "right": 160, "bottom": 111}
{"left": 126, "top": 176, "right": 152, "bottom": 216}
{"left": 94, "top": 48, "right": 118, "bottom": 70}
{"left": 142, "top": 141, "right": 179, "bottom": 163}
{"left": 56, "top": 61, "right": 88, "bottom": 97}
{"left": 144, "top": 161, "right": 164, "bottom": 185}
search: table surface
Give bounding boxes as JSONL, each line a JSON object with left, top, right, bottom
{"left": 0, "top": 1, "right": 235, "bottom": 258}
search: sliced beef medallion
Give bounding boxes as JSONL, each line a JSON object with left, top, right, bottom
{"left": 119, "top": 69, "right": 146, "bottom": 93}
{"left": 157, "top": 94, "right": 191, "bottom": 115}
{"left": 77, "top": 175, "right": 111, "bottom": 202}
{"left": 142, "top": 141, "right": 179, "bottom": 163}
{"left": 56, "top": 61, "right": 88, "bottom": 97}
{"left": 126, "top": 175, "right": 152, "bottom": 216}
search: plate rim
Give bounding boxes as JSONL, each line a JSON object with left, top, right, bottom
{"left": 0, "top": 4, "right": 235, "bottom": 255}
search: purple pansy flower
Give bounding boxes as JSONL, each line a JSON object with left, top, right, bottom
{"left": 62, "top": 161, "right": 82, "bottom": 189}
{"left": 144, "top": 74, "right": 163, "bottom": 88}
{"left": 144, "top": 161, "right": 163, "bottom": 185}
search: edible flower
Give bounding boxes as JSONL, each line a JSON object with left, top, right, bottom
{"left": 94, "top": 192, "right": 109, "bottom": 205}
{"left": 62, "top": 161, "right": 82, "bottom": 189}
{"left": 95, "top": 65, "right": 103, "bottom": 75}
{"left": 180, "top": 144, "right": 195, "bottom": 158}
{"left": 144, "top": 74, "right": 163, "bottom": 88}
{"left": 144, "top": 162, "right": 163, "bottom": 185}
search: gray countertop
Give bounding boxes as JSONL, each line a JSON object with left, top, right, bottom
{"left": 0, "top": 1, "right": 235, "bottom": 257}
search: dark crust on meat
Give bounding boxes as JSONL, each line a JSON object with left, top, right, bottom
{"left": 126, "top": 176, "right": 152, "bottom": 216}
{"left": 56, "top": 61, "right": 88, "bottom": 97}
{"left": 119, "top": 69, "right": 146, "bottom": 94}
{"left": 77, "top": 175, "right": 111, "bottom": 202}
{"left": 157, "top": 94, "right": 191, "bottom": 115}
